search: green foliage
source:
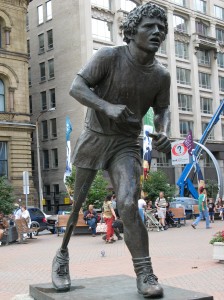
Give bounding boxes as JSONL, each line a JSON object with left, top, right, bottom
{"left": 0, "top": 176, "right": 15, "bottom": 215}
{"left": 65, "top": 166, "right": 108, "bottom": 209}
{"left": 209, "top": 230, "right": 224, "bottom": 244}
{"left": 142, "top": 170, "right": 176, "bottom": 202}
{"left": 205, "top": 179, "right": 219, "bottom": 199}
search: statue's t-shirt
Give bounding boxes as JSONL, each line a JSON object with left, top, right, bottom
{"left": 78, "top": 45, "right": 170, "bottom": 138}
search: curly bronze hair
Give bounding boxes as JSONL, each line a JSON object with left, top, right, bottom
{"left": 121, "top": 2, "right": 168, "bottom": 44}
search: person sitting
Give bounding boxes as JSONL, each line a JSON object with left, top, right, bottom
{"left": 84, "top": 205, "right": 98, "bottom": 237}
{"left": 0, "top": 212, "right": 9, "bottom": 243}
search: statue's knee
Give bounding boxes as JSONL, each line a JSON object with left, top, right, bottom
{"left": 119, "top": 201, "right": 138, "bottom": 222}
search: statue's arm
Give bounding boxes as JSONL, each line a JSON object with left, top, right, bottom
{"left": 152, "top": 106, "right": 171, "bottom": 153}
{"left": 69, "top": 75, "right": 133, "bottom": 122}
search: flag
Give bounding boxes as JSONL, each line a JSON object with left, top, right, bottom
{"left": 183, "top": 130, "right": 193, "bottom": 156}
{"left": 64, "top": 116, "right": 73, "bottom": 183}
{"left": 143, "top": 108, "right": 154, "bottom": 179}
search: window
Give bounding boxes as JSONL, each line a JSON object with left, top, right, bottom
{"left": 50, "top": 118, "right": 57, "bottom": 138}
{"left": 173, "top": 0, "right": 186, "bottom": 6}
{"left": 175, "top": 41, "right": 188, "bottom": 59}
{"left": 200, "top": 97, "right": 212, "bottom": 114}
{"left": 42, "top": 120, "right": 48, "bottom": 140}
{"left": 176, "top": 67, "right": 191, "bottom": 85}
{"left": 157, "top": 41, "right": 166, "bottom": 54}
{"left": 217, "top": 52, "right": 224, "bottom": 68}
{"left": 28, "top": 68, "right": 31, "bottom": 86}
{"left": 173, "top": 15, "right": 187, "bottom": 33}
{"left": 219, "top": 76, "right": 224, "bottom": 92}
{"left": 157, "top": 152, "right": 169, "bottom": 166}
{"left": 198, "top": 72, "right": 211, "bottom": 89}
{"left": 204, "top": 152, "right": 213, "bottom": 166}
{"left": 120, "top": 0, "right": 136, "bottom": 12}
{"left": 197, "top": 49, "right": 210, "bottom": 65}
{"left": 53, "top": 184, "right": 60, "bottom": 195}
{"left": 46, "top": 1, "right": 52, "bottom": 20}
{"left": 40, "top": 62, "right": 46, "bottom": 81}
{"left": 91, "top": 0, "right": 111, "bottom": 10}
{"left": 178, "top": 94, "right": 192, "bottom": 111}
{"left": 43, "top": 150, "right": 49, "bottom": 169}
{"left": 0, "top": 142, "right": 8, "bottom": 177}
{"left": 26, "top": 13, "right": 29, "bottom": 31}
{"left": 44, "top": 184, "right": 50, "bottom": 195}
{"left": 216, "top": 28, "right": 224, "bottom": 43}
{"left": 47, "top": 29, "right": 53, "bottom": 49}
{"left": 92, "top": 18, "right": 112, "bottom": 41}
{"left": 214, "top": 5, "right": 224, "bottom": 21}
{"left": 50, "top": 88, "right": 56, "bottom": 108}
{"left": 48, "top": 59, "right": 54, "bottom": 79}
{"left": 27, "top": 40, "right": 30, "bottom": 57}
{"left": 38, "top": 33, "right": 44, "bottom": 54}
{"left": 29, "top": 95, "right": 32, "bottom": 114}
{"left": 52, "top": 148, "right": 58, "bottom": 168}
{"left": 195, "top": 0, "right": 206, "bottom": 14}
{"left": 196, "top": 21, "right": 208, "bottom": 36}
{"left": 41, "top": 91, "right": 47, "bottom": 110}
{"left": 179, "top": 120, "right": 193, "bottom": 137}
{"left": 31, "top": 151, "right": 35, "bottom": 171}
{"left": 37, "top": 5, "right": 44, "bottom": 25}
{"left": 202, "top": 122, "right": 214, "bottom": 140}
{"left": 0, "top": 79, "right": 5, "bottom": 111}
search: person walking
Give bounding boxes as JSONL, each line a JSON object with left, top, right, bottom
{"left": 155, "top": 191, "right": 167, "bottom": 230}
{"left": 138, "top": 198, "right": 147, "bottom": 223}
{"left": 208, "top": 198, "right": 215, "bottom": 223}
{"left": 103, "top": 195, "right": 117, "bottom": 243}
{"left": 191, "top": 187, "right": 210, "bottom": 229}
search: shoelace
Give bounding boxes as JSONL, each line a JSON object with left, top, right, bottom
{"left": 57, "top": 264, "right": 68, "bottom": 277}
{"left": 143, "top": 273, "right": 158, "bottom": 285}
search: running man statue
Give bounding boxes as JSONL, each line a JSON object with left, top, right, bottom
{"left": 52, "top": 3, "right": 171, "bottom": 298}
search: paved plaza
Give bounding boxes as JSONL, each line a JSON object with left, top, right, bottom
{"left": 0, "top": 220, "right": 224, "bottom": 300}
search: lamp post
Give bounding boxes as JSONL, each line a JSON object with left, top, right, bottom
{"left": 36, "top": 108, "right": 55, "bottom": 211}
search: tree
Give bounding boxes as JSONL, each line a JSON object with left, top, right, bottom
{"left": 142, "top": 170, "right": 176, "bottom": 203}
{"left": 205, "top": 179, "right": 219, "bottom": 199}
{"left": 65, "top": 166, "right": 109, "bottom": 209}
{"left": 0, "top": 176, "right": 15, "bottom": 215}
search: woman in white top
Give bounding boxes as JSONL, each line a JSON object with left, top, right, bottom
{"left": 155, "top": 192, "right": 167, "bottom": 230}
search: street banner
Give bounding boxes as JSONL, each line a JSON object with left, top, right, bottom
{"left": 143, "top": 108, "right": 154, "bottom": 179}
{"left": 171, "top": 140, "right": 189, "bottom": 165}
{"left": 63, "top": 116, "right": 73, "bottom": 200}
{"left": 183, "top": 130, "right": 193, "bottom": 155}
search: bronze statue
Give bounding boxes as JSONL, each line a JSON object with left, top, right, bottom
{"left": 52, "top": 3, "right": 171, "bottom": 298}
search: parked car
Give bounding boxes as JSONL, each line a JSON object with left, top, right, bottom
{"left": 169, "top": 197, "right": 198, "bottom": 219}
{"left": 27, "top": 207, "right": 48, "bottom": 235}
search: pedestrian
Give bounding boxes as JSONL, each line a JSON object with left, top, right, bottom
{"left": 103, "top": 195, "right": 117, "bottom": 243}
{"left": 83, "top": 204, "right": 98, "bottom": 237}
{"left": 155, "top": 191, "right": 167, "bottom": 230}
{"left": 14, "top": 203, "right": 22, "bottom": 220}
{"left": 138, "top": 198, "right": 147, "bottom": 223}
{"left": 52, "top": 3, "right": 170, "bottom": 297}
{"left": 20, "top": 205, "right": 31, "bottom": 238}
{"left": 191, "top": 187, "right": 210, "bottom": 229}
{"left": 208, "top": 198, "right": 215, "bottom": 223}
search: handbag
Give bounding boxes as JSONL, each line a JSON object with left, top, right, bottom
{"left": 96, "top": 222, "right": 107, "bottom": 233}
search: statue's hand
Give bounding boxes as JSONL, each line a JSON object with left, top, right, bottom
{"left": 103, "top": 103, "right": 134, "bottom": 122}
{"left": 154, "top": 133, "right": 171, "bottom": 153}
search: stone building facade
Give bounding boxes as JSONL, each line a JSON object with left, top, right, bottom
{"left": 0, "top": 0, "right": 36, "bottom": 204}
{"left": 27, "top": 0, "right": 224, "bottom": 212}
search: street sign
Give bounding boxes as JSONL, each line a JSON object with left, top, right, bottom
{"left": 23, "top": 171, "right": 29, "bottom": 194}
{"left": 171, "top": 140, "right": 189, "bottom": 165}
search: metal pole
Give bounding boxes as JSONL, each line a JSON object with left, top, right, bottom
{"left": 36, "top": 120, "right": 43, "bottom": 211}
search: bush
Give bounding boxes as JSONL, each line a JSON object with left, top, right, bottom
{"left": 0, "top": 176, "right": 15, "bottom": 215}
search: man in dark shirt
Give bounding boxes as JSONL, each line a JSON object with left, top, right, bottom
{"left": 52, "top": 3, "right": 170, "bottom": 298}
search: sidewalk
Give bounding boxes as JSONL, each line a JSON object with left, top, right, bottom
{"left": 0, "top": 220, "right": 223, "bottom": 300}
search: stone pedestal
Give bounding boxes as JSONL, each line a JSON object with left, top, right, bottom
{"left": 30, "top": 275, "right": 213, "bottom": 300}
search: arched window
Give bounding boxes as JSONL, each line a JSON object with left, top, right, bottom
{"left": 0, "top": 79, "right": 5, "bottom": 111}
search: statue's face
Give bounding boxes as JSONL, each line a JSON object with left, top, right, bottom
{"left": 132, "top": 16, "right": 166, "bottom": 53}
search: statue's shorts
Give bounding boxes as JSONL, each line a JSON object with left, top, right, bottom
{"left": 72, "top": 129, "right": 141, "bottom": 170}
